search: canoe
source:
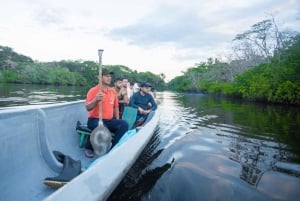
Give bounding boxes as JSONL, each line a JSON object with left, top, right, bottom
{"left": 0, "top": 100, "right": 159, "bottom": 201}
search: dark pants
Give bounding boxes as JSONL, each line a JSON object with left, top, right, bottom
{"left": 119, "top": 102, "right": 126, "bottom": 118}
{"left": 135, "top": 111, "right": 155, "bottom": 127}
{"left": 136, "top": 111, "right": 155, "bottom": 122}
{"left": 85, "top": 118, "right": 128, "bottom": 151}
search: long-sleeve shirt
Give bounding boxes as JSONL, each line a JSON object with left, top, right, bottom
{"left": 129, "top": 91, "right": 157, "bottom": 111}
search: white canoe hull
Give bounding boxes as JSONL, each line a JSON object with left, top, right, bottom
{"left": 0, "top": 101, "right": 159, "bottom": 201}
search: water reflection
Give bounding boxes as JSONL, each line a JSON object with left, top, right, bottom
{"left": 0, "top": 83, "right": 87, "bottom": 107}
{"left": 140, "top": 92, "right": 300, "bottom": 201}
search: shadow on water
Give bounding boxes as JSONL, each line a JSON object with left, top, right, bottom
{"left": 108, "top": 128, "right": 175, "bottom": 201}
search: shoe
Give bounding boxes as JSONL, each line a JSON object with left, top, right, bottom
{"left": 44, "top": 155, "right": 82, "bottom": 188}
{"left": 134, "top": 117, "right": 145, "bottom": 128}
{"left": 135, "top": 126, "right": 143, "bottom": 131}
{"left": 84, "top": 149, "right": 94, "bottom": 158}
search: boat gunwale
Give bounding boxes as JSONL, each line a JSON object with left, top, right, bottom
{"left": 44, "top": 104, "right": 160, "bottom": 201}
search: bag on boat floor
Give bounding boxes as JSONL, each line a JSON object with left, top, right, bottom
{"left": 44, "top": 151, "right": 81, "bottom": 188}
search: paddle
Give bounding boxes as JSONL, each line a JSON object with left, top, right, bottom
{"left": 90, "top": 49, "right": 112, "bottom": 157}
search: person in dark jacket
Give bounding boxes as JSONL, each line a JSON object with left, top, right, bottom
{"left": 129, "top": 82, "right": 157, "bottom": 126}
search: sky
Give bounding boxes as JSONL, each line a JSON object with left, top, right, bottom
{"left": 0, "top": 0, "right": 299, "bottom": 81}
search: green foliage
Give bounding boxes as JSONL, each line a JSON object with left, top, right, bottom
{"left": 0, "top": 70, "right": 18, "bottom": 82}
{"left": 168, "top": 75, "right": 193, "bottom": 92}
{"left": 273, "top": 81, "right": 300, "bottom": 105}
{"left": 0, "top": 46, "right": 166, "bottom": 89}
{"left": 232, "top": 36, "right": 300, "bottom": 105}
{"left": 168, "top": 34, "right": 300, "bottom": 105}
{"left": 0, "top": 46, "right": 33, "bottom": 67}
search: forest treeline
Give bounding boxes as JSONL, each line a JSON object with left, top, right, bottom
{"left": 1, "top": 17, "right": 299, "bottom": 105}
{"left": 0, "top": 48, "right": 166, "bottom": 90}
{"left": 168, "top": 17, "right": 300, "bottom": 105}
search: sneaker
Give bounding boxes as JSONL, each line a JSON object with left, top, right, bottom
{"left": 134, "top": 117, "right": 145, "bottom": 128}
{"left": 84, "top": 149, "right": 94, "bottom": 158}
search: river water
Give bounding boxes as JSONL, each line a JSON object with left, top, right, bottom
{"left": 1, "top": 84, "right": 300, "bottom": 201}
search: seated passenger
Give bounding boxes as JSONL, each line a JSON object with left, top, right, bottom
{"left": 129, "top": 82, "right": 157, "bottom": 126}
{"left": 114, "top": 77, "right": 129, "bottom": 118}
{"left": 84, "top": 69, "right": 128, "bottom": 158}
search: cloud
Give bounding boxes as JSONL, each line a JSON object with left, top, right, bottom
{"left": 108, "top": 3, "right": 230, "bottom": 50}
{"left": 108, "top": 0, "right": 299, "bottom": 52}
{"left": 34, "top": 7, "right": 65, "bottom": 26}
{"left": 0, "top": 0, "right": 299, "bottom": 80}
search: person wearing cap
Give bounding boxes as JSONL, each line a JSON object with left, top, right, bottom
{"left": 113, "top": 77, "right": 129, "bottom": 118}
{"left": 129, "top": 82, "right": 157, "bottom": 126}
{"left": 84, "top": 68, "right": 129, "bottom": 158}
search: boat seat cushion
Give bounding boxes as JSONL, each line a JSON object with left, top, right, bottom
{"left": 76, "top": 121, "right": 92, "bottom": 147}
{"left": 76, "top": 121, "right": 92, "bottom": 133}
{"left": 122, "top": 107, "right": 137, "bottom": 129}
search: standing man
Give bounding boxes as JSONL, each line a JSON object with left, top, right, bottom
{"left": 84, "top": 69, "right": 128, "bottom": 158}
{"left": 114, "top": 77, "right": 129, "bottom": 118}
{"left": 129, "top": 82, "right": 157, "bottom": 126}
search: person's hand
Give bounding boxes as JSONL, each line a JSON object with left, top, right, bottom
{"left": 144, "top": 109, "right": 151, "bottom": 114}
{"left": 138, "top": 107, "right": 151, "bottom": 114}
{"left": 95, "top": 92, "right": 103, "bottom": 102}
{"left": 138, "top": 107, "right": 145, "bottom": 114}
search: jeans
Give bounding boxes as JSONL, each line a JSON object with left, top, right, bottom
{"left": 85, "top": 118, "right": 129, "bottom": 151}
{"left": 136, "top": 111, "right": 155, "bottom": 123}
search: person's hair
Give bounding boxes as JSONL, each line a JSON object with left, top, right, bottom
{"left": 114, "top": 77, "right": 122, "bottom": 83}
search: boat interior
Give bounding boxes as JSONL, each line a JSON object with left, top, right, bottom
{"left": 0, "top": 101, "right": 94, "bottom": 200}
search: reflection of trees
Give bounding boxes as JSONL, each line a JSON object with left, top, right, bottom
{"left": 240, "top": 163, "right": 263, "bottom": 186}
{"left": 108, "top": 128, "right": 175, "bottom": 201}
{"left": 176, "top": 93, "right": 300, "bottom": 157}
{"left": 228, "top": 133, "right": 299, "bottom": 186}
{"left": 228, "top": 135, "right": 265, "bottom": 186}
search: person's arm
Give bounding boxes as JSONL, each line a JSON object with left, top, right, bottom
{"left": 129, "top": 93, "right": 146, "bottom": 114}
{"left": 113, "top": 92, "right": 120, "bottom": 119}
{"left": 123, "top": 90, "right": 129, "bottom": 104}
{"left": 86, "top": 92, "right": 103, "bottom": 111}
{"left": 129, "top": 93, "right": 138, "bottom": 108}
{"left": 149, "top": 95, "right": 157, "bottom": 111}
{"left": 113, "top": 107, "right": 120, "bottom": 119}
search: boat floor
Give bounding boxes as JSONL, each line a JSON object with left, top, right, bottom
{"left": 0, "top": 101, "right": 95, "bottom": 200}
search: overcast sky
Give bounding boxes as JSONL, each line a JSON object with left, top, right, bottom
{"left": 0, "top": 0, "right": 299, "bottom": 80}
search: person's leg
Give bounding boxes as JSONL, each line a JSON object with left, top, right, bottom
{"left": 103, "top": 119, "right": 128, "bottom": 147}
{"left": 119, "top": 102, "right": 125, "bottom": 118}
{"left": 144, "top": 111, "right": 155, "bottom": 124}
{"left": 85, "top": 118, "right": 99, "bottom": 151}
{"left": 134, "top": 113, "right": 147, "bottom": 128}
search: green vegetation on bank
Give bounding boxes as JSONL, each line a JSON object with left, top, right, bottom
{"left": 0, "top": 46, "right": 166, "bottom": 90}
{"left": 1, "top": 18, "right": 299, "bottom": 105}
{"left": 168, "top": 18, "right": 300, "bottom": 105}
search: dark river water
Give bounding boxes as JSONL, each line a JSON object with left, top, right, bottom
{"left": 1, "top": 83, "right": 300, "bottom": 201}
